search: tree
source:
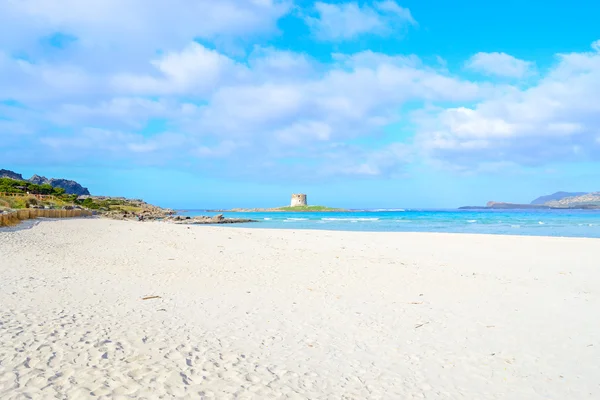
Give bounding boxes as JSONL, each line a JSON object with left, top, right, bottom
{"left": 38, "top": 184, "right": 55, "bottom": 194}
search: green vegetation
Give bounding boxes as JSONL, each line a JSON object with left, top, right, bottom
{"left": 276, "top": 205, "right": 346, "bottom": 212}
{"left": 0, "top": 177, "right": 66, "bottom": 196}
{"left": 0, "top": 177, "right": 76, "bottom": 209}
{"left": 0, "top": 194, "right": 73, "bottom": 210}
{"left": 0, "top": 177, "right": 145, "bottom": 212}
{"left": 79, "top": 197, "right": 144, "bottom": 213}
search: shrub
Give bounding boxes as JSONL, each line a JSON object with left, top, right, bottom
{"left": 25, "top": 197, "right": 38, "bottom": 207}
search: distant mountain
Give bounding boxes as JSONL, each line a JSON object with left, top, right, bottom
{"left": 460, "top": 191, "right": 600, "bottom": 210}
{"left": 530, "top": 191, "right": 587, "bottom": 205}
{"left": 1, "top": 169, "right": 91, "bottom": 196}
{"left": 29, "top": 175, "right": 91, "bottom": 196}
{"left": 0, "top": 169, "right": 24, "bottom": 181}
{"left": 545, "top": 192, "right": 600, "bottom": 208}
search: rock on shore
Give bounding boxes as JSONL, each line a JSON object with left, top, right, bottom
{"left": 103, "top": 209, "right": 256, "bottom": 224}
{"left": 165, "top": 214, "right": 257, "bottom": 224}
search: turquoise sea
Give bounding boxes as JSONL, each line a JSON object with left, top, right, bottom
{"left": 180, "top": 209, "right": 600, "bottom": 238}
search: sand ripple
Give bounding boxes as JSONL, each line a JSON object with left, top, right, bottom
{"left": 1, "top": 219, "right": 599, "bottom": 399}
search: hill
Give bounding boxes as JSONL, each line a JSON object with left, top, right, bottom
{"left": 0, "top": 169, "right": 90, "bottom": 195}
{"left": 0, "top": 169, "right": 24, "bottom": 180}
{"left": 0, "top": 177, "right": 75, "bottom": 211}
{"left": 461, "top": 192, "right": 600, "bottom": 210}
{"left": 545, "top": 192, "right": 600, "bottom": 208}
{"left": 530, "top": 191, "right": 587, "bottom": 205}
{"left": 0, "top": 179, "right": 174, "bottom": 219}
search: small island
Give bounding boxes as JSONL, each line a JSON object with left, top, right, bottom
{"left": 207, "top": 193, "right": 347, "bottom": 212}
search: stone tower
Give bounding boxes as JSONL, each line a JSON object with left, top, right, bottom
{"left": 290, "top": 194, "right": 307, "bottom": 207}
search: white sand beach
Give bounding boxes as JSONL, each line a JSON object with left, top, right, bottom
{"left": 1, "top": 218, "right": 599, "bottom": 399}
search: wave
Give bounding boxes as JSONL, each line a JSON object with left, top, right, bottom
{"left": 263, "top": 218, "right": 272, "bottom": 220}
{"left": 285, "top": 218, "right": 308, "bottom": 221}
{"left": 467, "top": 220, "right": 477, "bottom": 223}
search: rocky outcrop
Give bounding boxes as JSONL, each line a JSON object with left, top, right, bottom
{"left": 1, "top": 169, "right": 91, "bottom": 195}
{"left": 28, "top": 175, "right": 46, "bottom": 185}
{"left": 530, "top": 191, "right": 587, "bottom": 205}
{"left": 105, "top": 211, "right": 256, "bottom": 224}
{"left": 0, "top": 169, "right": 25, "bottom": 180}
{"left": 102, "top": 203, "right": 175, "bottom": 221}
{"left": 29, "top": 175, "right": 90, "bottom": 196}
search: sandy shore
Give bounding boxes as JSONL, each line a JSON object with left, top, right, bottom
{"left": 1, "top": 219, "right": 599, "bottom": 399}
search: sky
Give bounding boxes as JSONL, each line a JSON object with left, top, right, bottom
{"left": 1, "top": 0, "right": 600, "bottom": 209}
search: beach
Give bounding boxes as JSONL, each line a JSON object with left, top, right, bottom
{"left": 1, "top": 218, "right": 598, "bottom": 399}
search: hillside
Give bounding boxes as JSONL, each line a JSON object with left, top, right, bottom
{"left": 461, "top": 192, "right": 600, "bottom": 210}
{"left": 0, "top": 170, "right": 255, "bottom": 225}
{"left": 545, "top": 192, "right": 600, "bottom": 208}
{"left": 0, "top": 169, "right": 24, "bottom": 180}
{"left": 29, "top": 175, "right": 90, "bottom": 196}
{"left": 0, "top": 177, "right": 75, "bottom": 211}
{"left": 0, "top": 176, "right": 154, "bottom": 214}
{"left": 0, "top": 180, "right": 175, "bottom": 222}
{"left": 0, "top": 169, "right": 90, "bottom": 195}
{"left": 530, "top": 191, "right": 587, "bottom": 205}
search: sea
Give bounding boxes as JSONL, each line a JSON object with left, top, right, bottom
{"left": 180, "top": 209, "right": 600, "bottom": 238}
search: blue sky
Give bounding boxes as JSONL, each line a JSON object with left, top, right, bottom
{"left": 1, "top": 0, "right": 600, "bottom": 209}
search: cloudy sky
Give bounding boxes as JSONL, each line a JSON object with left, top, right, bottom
{"left": 2, "top": 0, "right": 600, "bottom": 208}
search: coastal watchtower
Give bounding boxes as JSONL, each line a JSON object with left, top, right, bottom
{"left": 291, "top": 194, "right": 307, "bottom": 207}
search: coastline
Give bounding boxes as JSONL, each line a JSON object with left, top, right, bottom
{"left": 1, "top": 218, "right": 599, "bottom": 398}
{"left": 181, "top": 208, "right": 600, "bottom": 238}
{"left": 460, "top": 204, "right": 600, "bottom": 210}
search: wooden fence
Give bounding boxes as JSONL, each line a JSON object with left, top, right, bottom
{"left": 0, "top": 209, "right": 93, "bottom": 227}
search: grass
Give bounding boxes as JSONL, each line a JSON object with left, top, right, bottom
{"left": 0, "top": 194, "right": 73, "bottom": 210}
{"left": 108, "top": 205, "right": 144, "bottom": 213}
{"left": 276, "top": 205, "right": 345, "bottom": 212}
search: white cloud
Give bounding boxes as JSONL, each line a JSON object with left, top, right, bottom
{"left": 419, "top": 42, "right": 600, "bottom": 167}
{"left": 2, "top": 39, "right": 487, "bottom": 178}
{"left": 248, "top": 47, "right": 316, "bottom": 81}
{"left": 305, "top": 1, "right": 416, "bottom": 41}
{"left": 112, "top": 43, "right": 242, "bottom": 96}
{"left": 2, "top": 0, "right": 598, "bottom": 182}
{"left": 274, "top": 121, "right": 333, "bottom": 144}
{"left": 321, "top": 143, "right": 412, "bottom": 177}
{"left": 0, "top": 53, "right": 98, "bottom": 102}
{"left": 0, "top": 0, "right": 291, "bottom": 52}
{"left": 183, "top": 49, "right": 487, "bottom": 149}
{"left": 54, "top": 98, "right": 180, "bottom": 128}
{"left": 466, "top": 52, "right": 535, "bottom": 78}
{"left": 39, "top": 128, "right": 188, "bottom": 163}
